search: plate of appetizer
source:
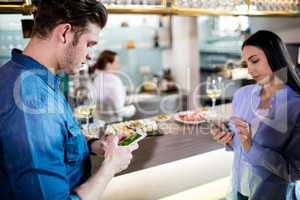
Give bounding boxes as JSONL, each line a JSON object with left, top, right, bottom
{"left": 152, "top": 114, "right": 171, "bottom": 122}
{"left": 105, "top": 119, "right": 159, "bottom": 136}
{"left": 173, "top": 111, "right": 207, "bottom": 125}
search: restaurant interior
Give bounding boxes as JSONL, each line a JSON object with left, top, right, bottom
{"left": 1, "top": 0, "right": 300, "bottom": 199}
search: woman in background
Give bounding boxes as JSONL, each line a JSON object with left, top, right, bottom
{"left": 212, "top": 30, "right": 300, "bottom": 200}
{"left": 91, "top": 50, "right": 135, "bottom": 123}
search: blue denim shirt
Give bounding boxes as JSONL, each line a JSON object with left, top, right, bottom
{"left": 227, "top": 84, "right": 300, "bottom": 200}
{"left": 0, "top": 49, "right": 90, "bottom": 200}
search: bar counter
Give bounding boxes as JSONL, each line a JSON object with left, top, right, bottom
{"left": 91, "top": 104, "right": 232, "bottom": 175}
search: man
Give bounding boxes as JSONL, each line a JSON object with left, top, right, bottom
{"left": 0, "top": 0, "right": 138, "bottom": 199}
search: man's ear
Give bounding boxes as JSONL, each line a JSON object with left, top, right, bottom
{"left": 52, "top": 23, "right": 73, "bottom": 44}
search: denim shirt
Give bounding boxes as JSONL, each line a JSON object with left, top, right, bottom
{"left": 0, "top": 49, "right": 90, "bottom": 200}
{"left": 227, "top": 84, "right": 300, "bottom": 200}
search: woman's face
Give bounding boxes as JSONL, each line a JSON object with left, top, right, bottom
{"left": 107, "top": 56, "right": 119, "bottom": 72}
{"left": 242, "top": 45, "right": 274, "bottom": 85}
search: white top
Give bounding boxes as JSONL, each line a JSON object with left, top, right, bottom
{"left": 92, "top": 70, "right": 135, "bottom": 123}
{"left": 240, "top": 107, "right": 270, "bottom": 196}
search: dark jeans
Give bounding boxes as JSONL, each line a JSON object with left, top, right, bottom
{"left": 237, "top": 192, "right": 249, "bottom": 200}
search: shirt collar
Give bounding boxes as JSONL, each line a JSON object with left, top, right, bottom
{"left": 252, "top": 84, "right": 263, "bottom": 96}
{"left": 254, "top": 84, "right": 297, "bottom": 109}
{"left": 11, "top": 48, "right": 60, "bottom": 91}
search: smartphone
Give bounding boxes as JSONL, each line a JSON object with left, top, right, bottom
{"left": 212, "top": 121, "right": 231, "bottom": 133}
{"left": 119, "top": 129, "right": 147, "bottom": 146}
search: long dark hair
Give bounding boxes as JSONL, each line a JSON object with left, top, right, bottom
{"left": 242, "top": 30, "right": 300, "bottom": 94}
{"left": 92, "top": 50, "right": 117, "bottom": 71}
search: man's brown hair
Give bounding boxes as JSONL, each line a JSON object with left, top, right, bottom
{"left": 32, "top": 0, "right": 107, "bottom": 44}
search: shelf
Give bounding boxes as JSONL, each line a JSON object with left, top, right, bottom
{"left": 246, "top": 10, "right": 300, "bottom": 17}
{"left": 200, "top": 50, "right": 241, "bottom": 56}
{"left": 1, "top": 0, "right": 300, "bottom": 16}
{"left": 173, "top": 8, "right": 249, "bottom": 16}
{"left": 106, "top": 7, "right": 300, "bottom": 16}
{"left": 0, "top": 0, "right": 36, "bottom": 15}
{"left": 106, "top": 5, "right": 172, "bottom": 15}
{"left": 107, "top": 6, "right": 300, "bottom": 16}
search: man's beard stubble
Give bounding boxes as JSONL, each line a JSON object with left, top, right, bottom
{"left": 64, "top": 43, "right": 81, "bottom": 75}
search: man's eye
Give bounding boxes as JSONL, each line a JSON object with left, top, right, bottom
{"left": 87, "top": 42, "right": 95, "bottom": 47}
{"left": 252, "top": 59, "right": 259, "bottom": 64}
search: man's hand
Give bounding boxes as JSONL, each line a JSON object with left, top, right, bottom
{"left": 90, "top": 134, "right": 131, "bottom": 156}
{"left": 102, "top": 135, "right": 139, "bottom": 174}
{"left": 90, "top": 139, "right": 105, "bottom": 156}
{"left": 75, "top": 134, "right": 139, "bottom": 200}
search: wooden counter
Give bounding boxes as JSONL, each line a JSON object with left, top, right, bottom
{"left": 91, "top": 104, "right": 232, "bottom": 175}
{"left": 91, "top": 124, "right": 223, "bottom": 175}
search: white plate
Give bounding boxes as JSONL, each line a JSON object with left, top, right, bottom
{"left": 173, "top": 111, "right": 207, "bottom": 125}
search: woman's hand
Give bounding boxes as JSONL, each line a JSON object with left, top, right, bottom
{"left": 210, "top": 122, "right": 233, "bottom": 145}
{"left": 231, "top": 117, "right": 252, "bottom": 152}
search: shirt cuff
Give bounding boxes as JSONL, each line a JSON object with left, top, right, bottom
{"left": 87, "top": 138, "right": 100, "bottom": 155}
{"left": 243, "top": 142, "right": 264, "bottom": 166}
{"left": 225, "top": 143, "right": 234, "bottom": 151}
{"left": 69, "top": 192, "right": 81, "bottom": 200}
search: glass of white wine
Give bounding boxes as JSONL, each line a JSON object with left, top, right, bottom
{"left": 74, "top": 84, "right": 97, "bottom": 134}
{"left": 206, "top": 76, "right": 223, "bottom": 112}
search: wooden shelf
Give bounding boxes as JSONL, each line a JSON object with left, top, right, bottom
{"left": 172, "top": 8, "right": 249, "bottom": 16}
{"left": 106, "top": 5, "right": 172, "bottom": 15}
{"left": 106, "top": 6, "right": 300, "bottom": 16}
{"left": 246, "top": 10, "right": 300, "bottom": 17}
{"left": 106, "top": 0, "right": 300, "bottom": 16}
{"left": 0, "top": 0, "right": 36, "bottom": 15}
{"left": 1, "top": 0, "right": 300, "bottom": 16}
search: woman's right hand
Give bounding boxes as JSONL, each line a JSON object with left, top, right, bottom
{"left": 210, "top": 123, "right": 233, "bottom": 145}
{"left": 102, "top": 135, "right": 139, "bottom": 174}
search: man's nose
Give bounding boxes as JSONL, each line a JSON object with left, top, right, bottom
{"left": 86, "top": 53, "right": 92, "bottom": 61}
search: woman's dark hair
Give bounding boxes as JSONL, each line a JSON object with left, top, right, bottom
{"left": 32, "top": 0, "right": 107, "bottom": 44}
{"left": 242, "top": 30, "right": 300, "bottom": 93}
{"left": 93, "top": 50, "right": 117, "bottom": 71}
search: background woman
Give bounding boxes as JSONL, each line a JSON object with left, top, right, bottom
{"left": 91, "top": 50, "right": 135, "bottom": 123}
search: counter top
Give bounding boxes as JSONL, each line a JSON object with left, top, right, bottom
{"left": 91, "top": 103, "right": 232, "bottom": 175}
{"left": 101, "top": 149, "right": 233, "bottom": 200}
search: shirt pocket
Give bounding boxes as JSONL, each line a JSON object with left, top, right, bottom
{"left": 65, "top": 126, "right": 86, "bottom": 166}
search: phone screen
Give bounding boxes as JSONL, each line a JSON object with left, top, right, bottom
{"left": 213, "top": 121, "right": 231, "bottom": 133}
{"left": 119, "top": 131, "right": 146, "bottom": 146}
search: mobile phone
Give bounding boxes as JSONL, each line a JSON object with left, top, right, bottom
{"left": 119, "top": 129, "right": 147, "bottom": 146}
{"left": 212, "top": 121, "right": 231, "bottom": 133}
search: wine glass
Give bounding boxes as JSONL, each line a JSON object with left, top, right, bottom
{"left": 74, "top": 79, "right": 97, "bottom": 134}
{"left": 206, "top": 76, "right": 223, "bottom": 112}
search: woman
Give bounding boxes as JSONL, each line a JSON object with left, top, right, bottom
{"left": 212, "top": 30, "right": 300, "bottom": 200}
{"left": 91, "top": 50, "right": 135, "bottom": 123}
